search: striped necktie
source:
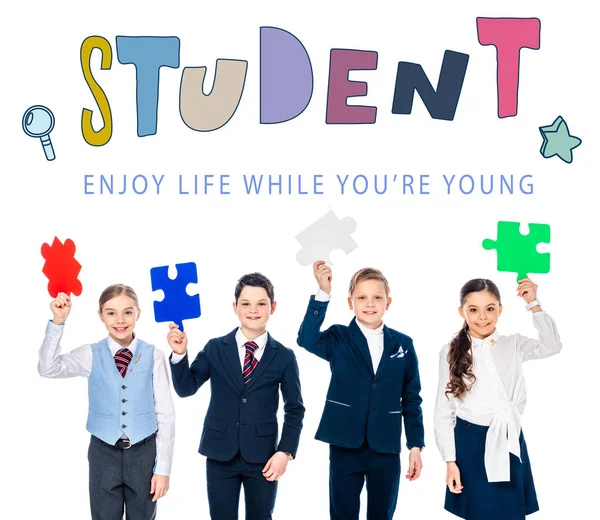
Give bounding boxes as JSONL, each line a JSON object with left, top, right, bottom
{"left": 243, "top": 341, "right": 259, "bottom": 386}
{"left": 114, "top": 347, "right": 133, "bottom": 377}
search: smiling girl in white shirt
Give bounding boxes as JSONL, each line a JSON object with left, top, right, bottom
{"left": 434, "top": 278, "right": 561, "bottom": 520}
{"left": 38, "top": 285, "right": 175, "bottom": 520}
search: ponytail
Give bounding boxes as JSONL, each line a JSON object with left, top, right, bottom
{"left": 445, "top": 320, "right": 475, "bottom": 399}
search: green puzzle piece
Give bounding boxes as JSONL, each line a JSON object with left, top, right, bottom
{"left": 482, "top": 221, "right": 551, "bottom": 282}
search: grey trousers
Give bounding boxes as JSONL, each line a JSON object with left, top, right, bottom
{"left": 88, "top": 435, "right": 157, "bottom": 520}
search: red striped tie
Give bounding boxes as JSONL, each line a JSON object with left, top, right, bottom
{"left": 242, "top": 341, "right": 259, "bottom": 386}
{"left": 114, "top": 348, "right": 133, "bottom": 377}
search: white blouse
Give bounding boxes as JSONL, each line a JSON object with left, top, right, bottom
{"left": 434, "top": 311, "right": 562, "bottom": 482}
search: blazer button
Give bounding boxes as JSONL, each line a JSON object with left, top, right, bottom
{"left": 372, "top": 383, "right": 377, "bottom": 388}
{"left": 122, "top": 399, "right": 127, "bottom": 403}
{"left": 242, "top": 398, "right": 247, "bottom": 404}
{"left": 122, "top": 411, "right": 127, "bottom": 415}
{"left": 314, "top": 310, "right": 319, "bottom": 315}
{"left": 122, "top": 424, "right": 127, "bottom": 428}
{"left": 236, "top": 421, "right": 241, "bottom": 428}
{"left": 122, "top": 385, "right": 127, "bottom": 390}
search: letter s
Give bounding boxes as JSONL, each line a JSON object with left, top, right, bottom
{"left": 81, "top": 36, "right": 113, "bottom": 146}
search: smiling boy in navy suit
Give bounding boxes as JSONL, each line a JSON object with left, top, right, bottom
{"left": 298, "top": 261, "right": 424, "bottom": 520}
{"left": 168, "top": 273, "right": 305, "bottom": 520}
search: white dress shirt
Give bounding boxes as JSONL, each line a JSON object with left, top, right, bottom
{"left": 170, "top": 328, "right": 268, "bottom": 367}
{"left": 356, "top": 320, "right": 384, "bottom": 371}
{"left": 315, "top": 289, "right": 384, "bottom": 372}
{"left": 38, "top": 321, "right": 176, "bottom": 476}
{"left": 235, "top": 328, "right": 268, "bottom": 365}
{"left": 434, "top": 311, "right": 562, "bottom": 482}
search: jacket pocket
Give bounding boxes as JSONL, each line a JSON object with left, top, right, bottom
{"left": 130, "top": 367, "right": 151, "bottom": 374}
{"left": 255, "top": 422, "right": 278, "bottom": 436}
{"left": 204, "top": 416, "right": 227, "bottom": 433}
{"left": 327, "top": 399, "right": 351, "bottom": 408}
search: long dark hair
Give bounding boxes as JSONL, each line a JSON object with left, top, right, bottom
{"left": 445, "top": 278, "right": 501, "bottom": 399}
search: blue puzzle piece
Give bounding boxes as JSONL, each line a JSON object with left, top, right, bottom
{"left": 150, "top": 262, "right": 201, "bottom": 331}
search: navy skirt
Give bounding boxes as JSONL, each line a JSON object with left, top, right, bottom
{"left": 445, "top": 417, "right": 539, "bottom": 520}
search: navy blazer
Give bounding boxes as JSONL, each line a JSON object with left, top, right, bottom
{"left": 170, "top": 328, "right": 305, "bottom": 463}
{"left": 297, "top": 296, "right": 424, "bottom": 454}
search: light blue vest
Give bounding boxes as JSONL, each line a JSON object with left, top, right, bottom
{"left": 86, "top": 338, "right": 158, "bottom": 445}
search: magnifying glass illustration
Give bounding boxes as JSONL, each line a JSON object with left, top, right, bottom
{"left": 22, "top": 105, "right": 56, "bottom": 161}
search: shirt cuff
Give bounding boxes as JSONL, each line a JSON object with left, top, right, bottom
{"left": 442, "top": 448, "right": 456, "bottom": 462}
{"left": 153, "top": 460, "right": 172, "bottom": 476}
{"left": 46, "top": 321, "right": 64, "bottom": 337}
{"left": 315, "top": 288, "right": 331, "bottom": 302}
{"left": 170, "top": 352, "right": 186, "bottom": 364}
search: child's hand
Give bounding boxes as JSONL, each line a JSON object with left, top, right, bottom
{"left": 150, "top": 474, "right": 169, "bottom": 502}
{"left": 50, "top": 292, "right": 71, "bottom": 325}
{"left": 446, "top": 461, "right": 463, "bottom": 493}
{"left": 167, "top": 323, "right": 188, "bottom": 355}
{"left": 262, "top": 451, "right": 289, "bottom": 481}
{"left": 313, "top": 260, "right": 332, "bottom": 294}
{"left": 405, "top": 447, "right": 423, "bottom": 481}
{"left": 517, "top": 278, "right": 538, "bottom": 304}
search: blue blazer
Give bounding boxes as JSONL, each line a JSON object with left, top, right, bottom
{"left": 170, "top": 328, "right": 305, "bottom": 463}
{"left": 297, "top": 296, "right": 424, "bottom": 454}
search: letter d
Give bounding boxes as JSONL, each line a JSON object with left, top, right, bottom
{"left": 260, "top": 27, "right": 313, "bottom": 124}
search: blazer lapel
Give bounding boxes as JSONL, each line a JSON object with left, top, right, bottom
{"left": 374, "top": 326, "right": 400, "bottom": 380}
{"left": 222, "top": 328, "right": 246, "bottom": 393}
{"left": 348, "top": 318, "right": 375, "bottom": 376}
{"left": 244, "top": 333, "right": 278, "bottom": 392}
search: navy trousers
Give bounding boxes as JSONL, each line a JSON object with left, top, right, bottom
{"left": 445, "top": 417, "right": 539, "bottom": 520}
{"left": 206, "top": 452, "right": 278, "bottom": 520}
{"left": 329, "top": 443, "right": 401, "bottom": 520}
{"left": 88, "top": 434, "right": 157, "bottom": 520}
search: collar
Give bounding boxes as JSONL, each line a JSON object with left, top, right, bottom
{"left": 470, "top": 329, "right": 500, "bottom": 348}
{"left": 356, "top": 319, "right": 384, "bottom": 337}
{"left": 235, "top": 328, "right": 268, "bottom": 350}
{"left": 107, "top": 334, "right": 138, "bottom": 356}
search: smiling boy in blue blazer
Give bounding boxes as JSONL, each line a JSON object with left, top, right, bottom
{"left": 298, "top": 261, "right": 424, "bottom": 520}
{"left": 168, "top": 273, "right": 305, "bottom": 520}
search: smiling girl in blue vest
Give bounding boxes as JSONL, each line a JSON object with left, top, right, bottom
{"left": 38, "top": 285, "right": 175, "bottom": 520}
{"left": 434, "top": 278, "right": 562, "bottom": 520}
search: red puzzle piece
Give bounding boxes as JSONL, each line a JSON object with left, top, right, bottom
{"left": 41, "top": 237, "right": 83, "bottom": 297}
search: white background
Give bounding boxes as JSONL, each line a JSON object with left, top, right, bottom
{"left": 1, "top": 0, "right": 598, "bottom": 518}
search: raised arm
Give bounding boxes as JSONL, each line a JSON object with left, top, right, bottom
{"left": 515, "top": 278, "right": 562, "bottom": 361}
{"left": 296, "top": 261, "right": 339, "bottom": 361}
{"left": 168, "top": 323, "right": 211, "bottom": 397}
{"left": 518, "top": 311, "right": 562, "bottom": 361}
{"left": 38, "top": 293, "right": 92, "bottom": 378}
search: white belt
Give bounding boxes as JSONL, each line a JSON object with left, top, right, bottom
{"left": 484, "top": 403, "right": 522, "bottom": 482}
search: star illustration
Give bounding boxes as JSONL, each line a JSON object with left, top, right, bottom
{"left": 539, "top": 116, "right": 582, "bottom": 164}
